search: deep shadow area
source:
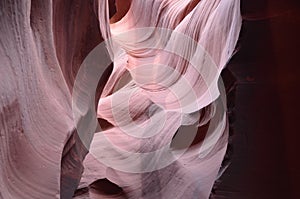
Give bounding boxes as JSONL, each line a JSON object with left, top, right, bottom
{"left": 212, "top": 1, "right": 300, "bottom": 198}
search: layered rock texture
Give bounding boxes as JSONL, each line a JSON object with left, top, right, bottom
{"left": 0, "top": 0, "right": 243, "bottom": 198}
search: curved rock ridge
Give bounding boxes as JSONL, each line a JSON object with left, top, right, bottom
{"left": 0, "top": 0, "right": 105, "bottom": 198}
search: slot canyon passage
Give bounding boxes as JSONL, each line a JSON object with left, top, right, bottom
{"left": 0, "top": 0, "right": 299, "bottom": 199}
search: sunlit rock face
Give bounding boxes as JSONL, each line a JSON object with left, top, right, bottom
{"left": 0, "top": 0, "right": 241, "bottom": 199}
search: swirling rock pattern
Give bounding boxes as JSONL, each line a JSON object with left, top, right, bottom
{"left": 78, "top": 0, "right": 242, "bottom": 198}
